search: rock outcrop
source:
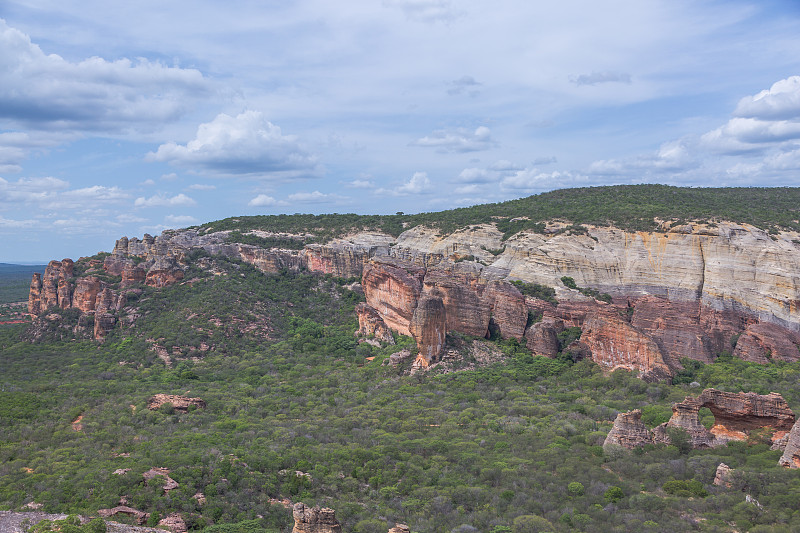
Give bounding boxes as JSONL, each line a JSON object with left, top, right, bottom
{"left": 147, "top": 394, "right": 206, "bottom": 412}
{"left": 581, "top": 311, "right": 672, "bottom": 381}
{"left": 524, "top": 318, "right": 564, "bottom": 357}
{"left": 409, "top": 294, "right": 447, "bottom": 367}
{"left": 362, "top": 258, "right": 426, "bottom": 336}
{"left": 388, "top": 525, "right": 411, "bottom": 533}
{"left": 291, "top": 503, "right": 342, "bottom": 533}
{"left": 653, "top": 389, "right": 795, "bottom": 448}
{"left": 603, "top": 410, "right": 654, "bottom": 449}
{"left": 355, "top": 303, "right": 395, "bottom": 344}
{"left": 142, "top": 468, "right": 180, "bottom": 493}
{"left": 779, "top": 419, "right": 800, "bottom": 468}
{"left": 714, "top": 463, "right": 734, "bottom": 487}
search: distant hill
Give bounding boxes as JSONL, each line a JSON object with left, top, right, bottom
{"left": 0, "top": 263, "right": 46, "bottom": 304}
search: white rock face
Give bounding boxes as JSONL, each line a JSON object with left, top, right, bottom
{"left": 392, "top": 222, "right": 800, "bottom": 331}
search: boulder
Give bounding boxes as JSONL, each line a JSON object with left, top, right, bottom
{"left": 291, "top": 503, "right": 342, "bottom": 533}
{"left": 713, "top": 463, "right": 734, "bottom": 487}
{"left": 524, "top": 318, "right": 564, "bottom": 357}
{"left": 603, "top": 410, "right": 654, "bottom": 449}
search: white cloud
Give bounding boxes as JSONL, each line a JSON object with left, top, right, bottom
{"left": 161, "top": 173, "right": 179, "bottom": 181}
{"left": 0, "top": 215, "right": 38, "bottom": 229}
{"left": 0, "top": 19, "right": 206, "bottom": 134}
{"left": 377, "top": 171, "right": 433, "bottom": 196}
{"left": 164, "top": 215, "right": 199, "bottom": 226}
{"left": 187, "top": 183, "right": 216, "bottom": 190}
{"left": 248, "top": 194, "right": 287, "bottom": 207}
{"left": 147, "top": 110, "right": 320, "bottom": 177}
{"left": 501, "top": 170, "right": 588, "bottom": 192}
{"left": 413, "top": 126, "right": 495, "bottom": 153}
{"left": 141, "top": 179, "right": 156, "bottom": 186}
{"left": 346, "top": 179, "right": 376, "bottom": 189}
{"left": 287, "top": 190, "right": 349, "bottom": 203}
{"left": 454, "top": 167, "right": 496, "bottom": 184}
{"left": 570, "top": 71, "right": 632, "bottom": 86}
{"left": 734, "top": 76, "right": 800, "bottom": 120}
{"left": 0, "top": 177, "right": 129, "bottom": 210}
{"left": 134, "top": 193, "right": 196, "bottom": 207}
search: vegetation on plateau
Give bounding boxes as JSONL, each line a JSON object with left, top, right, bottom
{"left": 198, "top": 185, "right": 800, "bottom": 242}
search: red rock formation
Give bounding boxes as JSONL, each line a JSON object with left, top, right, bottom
{"left": 121, "top": 263, "right": 147, "bottom": 287}
{"left": 355, "top": 303, "right": 395, "bottom": 344}
{"left": 146, "top": 257, "right": 185, "bottom": 287}
{"left": 39, "top": 259, "right": 74, "bottom": 310}
{"left": 630, "top": 297, "right": 716, "bottom": 367}
{"left": 291, "top": 503, "right": 342, "bottom": 533}
{"left": 654, "top": 388, "right": 795, "bottom": 448}
{"left": 147, "top": 394, "right": 206, "bottom": 412}
{"left": 103, "top": 254, "right": 131, "bottom": 276}
{"left": 603, "top": 410, "right": 654, "bottom": 449}
{"left": 362, "top": 258, "right": 425, "bottom": 336}
{"left": 409, "top": 294, "right": 447, "bottom": 367}
{"left": 524, "top": 318, "right": 564, "bottom": 357}
{"left": 388, "top": 525, "right": 410, "bottom": 533}
{"left": 72, "top": 277, "right": 102, "bottom": 313}
{"left": 422, "top": 266, "right": 489, "bottom": 337}
{"left": 305, "top": 243, "right": 374, "bottom": 278}
{"left": 28, "top": 273, "right": 43, "bottom": 315}
{"left": 581, "top": 311, "right": 672, "bottom": 381}
{"left": 733, "top": 322, "right": 800, "bottom": 363}
{"left": 779, "top": 419, "right": 800, "bottom": 468}
{"left": 485, "top": 280, "right": 527, "bottom": 340}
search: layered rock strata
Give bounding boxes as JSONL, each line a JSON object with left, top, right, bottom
{"left": 291, "top": 503, "right": 342, "bottom": 533}
{"left": 408, "top": 294, "right": 447, "bottom": 367}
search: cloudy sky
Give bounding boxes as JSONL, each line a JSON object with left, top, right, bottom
{"left": 2, "top": 1, "right": 800, "bottom": 261}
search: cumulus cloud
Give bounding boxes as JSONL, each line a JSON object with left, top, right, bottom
{"left": 413, "top": 126, "right": 495, "bottom": 153}
{"left": 570, "top": 71, "right": 632, "bottom": 86}
{"left": 0, "top": 177, "right": 129, "bottom": 210}
{"left": 147, "top": 111, "right": 320, "bottom": 177}
{"left": 454, "top": 167, "right": 496, "bottom": 184}
{"left": 377, "top": 172, "right": 433, "bottom": 196}
{"left": 501, "top": 169, "right": 588, "bottom": 192}
{"left": 734, "top": 76, "right": 800, "bottom": 120}
{"left": 0, "top": 215, "right": 38, "bottom": 229}
{"left": 0, "top": 19, "right": 206, "bottom": 133}
{"left": 248, "top": 194, "right": 287, "bottom": 207}
{"left": 134, "top": 193, "right": 196, "bottom": 207}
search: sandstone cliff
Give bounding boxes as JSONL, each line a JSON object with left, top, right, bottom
{"left": 28, "top": 218, "right": 800, "bottom": 373}
{"left": 603, "top": 410, "right": 654, "bottom": 449}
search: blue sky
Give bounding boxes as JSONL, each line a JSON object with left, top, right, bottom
{"left": 2, "top": 0, "right": 800, "bottom": 262}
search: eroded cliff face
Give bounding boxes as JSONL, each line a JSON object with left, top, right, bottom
{"left": 28, "top": 219, "right": 800, "bottom": 370}
{"left": 603, "top": 410, "right": 654, "bottom": 449}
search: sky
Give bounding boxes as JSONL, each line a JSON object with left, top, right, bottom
{"left": 2, "top": 1, "right": 800, "bottom": 262}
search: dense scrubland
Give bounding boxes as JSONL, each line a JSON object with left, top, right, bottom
{"left": 4, "top": 247, "right": 800, "bottom": 532}
{"left": 211, "top": 185, "right": 800, "bottom": 244}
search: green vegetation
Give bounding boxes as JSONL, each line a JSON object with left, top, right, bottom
{"left": 4, "top": 253, "right": 800, "bottom": 531}
{"left": 199, "top": 185, "right": 800, "bottom": 243}
{"left": 509, "top": 281, "right": 557, "bottom": 305}
{"left": 561, "top": 276, "right": 613, "bottom": 303}
{"left": 0, "top": 263, "right": 46, "bottom": 304}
